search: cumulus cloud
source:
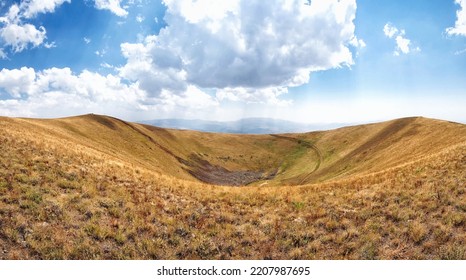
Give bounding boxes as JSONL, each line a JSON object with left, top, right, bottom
{"left": 154, "top": 86, "right": 219, "bottom": 110}
{"left": 0, "top": 0, "right": 69, "bottom": 55}
{"left": 0, "top": 4, "right": 21, "bottom": 23}
{"left": 0, "top": 23, "right": 46, "bottom": 52}
{"left": 0, "top": 67, "right": 130, "bottom": 100}
{"left": 94, "top": 0, "right": 128, "bottom": 17}
{"left": 0, "top": 67, "right": 36, "bottom": 98}
{"left": 395, "top": 34, "right": 411, "bottom": 55}
{"left": 0, "top": 66, "right": 218, "bottom": 118}
{"left": 21, "top": 0, "right": 71, "bottom": 18}
{"left": 1, "top": 0, "right": 364, "bottom": 116}
{"left": 118, "top": 0, "right": 362, "bottom": 104}
{"left": 446, "top": 0, "right": 466, "bottom": 36}
{"left": 383, "top": 23, "right": 420, "bottom": 56}
{"left": 119, "top": 35, "right": 187, "bottom": 96}
{"left": 0, "top": 67, "right": 140, "bottom": 117}
{"left": 383, "top": 23, "right": 398, "bottom": 38}
{"left": 349, "top": 36, "right": 366, "bottom": 48}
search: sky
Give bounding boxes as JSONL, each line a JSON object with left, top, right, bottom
{"left": 0, "top": 0, "right": 465, "bottom": 124}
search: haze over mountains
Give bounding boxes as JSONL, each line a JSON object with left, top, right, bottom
{"left": 141, "top": 118, "right": 350, "bottom": 134}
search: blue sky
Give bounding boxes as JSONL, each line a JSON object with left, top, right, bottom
{"left": 0, "top": 0, "right": 465, "bottom": 124}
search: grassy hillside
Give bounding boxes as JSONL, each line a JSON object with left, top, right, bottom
{"left": 0, "top": 114, "right": 465, "bottom": 259}
{"left": 15, "top": 114, "right": 306, "bottom": 185}
{"left": 297, "top": 117, "right": 466, "bottom": 183}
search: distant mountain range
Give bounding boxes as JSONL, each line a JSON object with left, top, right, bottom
{"left": 139, "top": 118, "right": 350, "bottom": 134}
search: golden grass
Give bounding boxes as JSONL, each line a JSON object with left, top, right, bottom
{"left": 0, "top": 115, "right": 465, "bottom": 259}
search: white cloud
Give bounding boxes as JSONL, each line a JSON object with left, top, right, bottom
{"left": 100, "top": 62, "right": 114, "bottom": 69}
{"left": 163, "top": 0, "right": 239, "bottom": 25}
{"left": 21, "top": 0, "right": 70, "bottom": 19}
{"left": 136, "top": 14, "right": 144, "bottom": 23}
{"left": 0, "top": 66, "right": 218, "bottom": 118}
{"left": 155, "top": 85, "right": 219, "bottom": 110}
{"left": 0, "top": 67, "right": 138, "bottom": 118}
{"left": 0, "top": 23, "right": 46, "bottom": 52}
{"left": 95, "top": 49, "right": 107, "bottom": 57}
{"left": 0, "top": 0, "right": 68, "bottom": 54}
{"left": 1, "top": 4, "right": 21, "bottom": 23}
{"left": 44, "top": 41, "right": 56, "bottom": 48}
{"left": 119, "top": 0, "right": 361, "bottom": 105}
{"left": 216, "top": 86, "right": 292, "bottom": 106}
{"left": 1, "top": 0, "right": 364, "bottom": 118}
{"left": 395, "top": 35, "right": 410, "bottom": 55}
{"left": 383, "top": 23, "right": 398, "bottom": 38}
{"left": 383, "top": 23, "right": 420, "bottom": 56}
{"left": 350, "top": 35, "right": 366, "bottom": 48}
{"left": 446, "top": 0, "right": 466, "bottom": 36}
{"left": 94, "top": 0, "right": 128, "bottom": 17}
{"left": 0, "top": 67, "right": 36, "bottom": 98}
{"left": 0, "top": 67, "right": 137, "bottom": 101}
{"left": 119, "top": 36, "right": 187, "bottom": 95}
{"left": 84, "top": 37, "right": 91, "bottom": 44}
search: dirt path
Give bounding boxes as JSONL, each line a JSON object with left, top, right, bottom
{"left": 270, "top": 134, "right": 323, "bottom": 184}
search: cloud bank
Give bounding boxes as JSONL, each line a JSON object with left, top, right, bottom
{"left": 119, "top": 0, "right": 363, "bottom": 105}
{"left": 1, "top": 0, "right": 363, "bottom": 118}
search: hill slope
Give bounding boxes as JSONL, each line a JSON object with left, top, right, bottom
{"left": 2, "top": 114, "right": 464, "bottom": 186}
{"left": 0, "top": 114, "right": 465, "bottom": 259}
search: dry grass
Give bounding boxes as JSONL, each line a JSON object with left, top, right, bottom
{"left": 0, "top": 115, "right": 465, "bottom": 259}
